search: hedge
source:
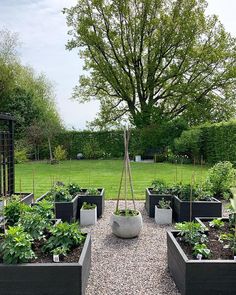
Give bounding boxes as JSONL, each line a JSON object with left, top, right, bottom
{"left": 175, "top": 120, "right": 236, "bottom": 164}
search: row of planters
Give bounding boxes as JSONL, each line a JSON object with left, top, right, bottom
{"left": 35, "top": 183, "right": 105, "bottom": 225}
{"left": 0, "top": 196, "right": 91, "bottom": 295}
{"left": 167, "top": 191, "right": 236, "bottom": 294}
{"left": 146, "top": 161, "right": 235, "bottom": 223}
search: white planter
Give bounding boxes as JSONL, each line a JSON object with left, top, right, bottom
{"left": 110, "top": 211, "right": 143, "bottom": 238}
{"left": 80, "top": 206, "right": 97, "bottom": 226}
{"left": 155, "top": 205, "right": 172, "bottom": 225}
{"left": 135, "top": 155, "right": 141, "bottom": 162}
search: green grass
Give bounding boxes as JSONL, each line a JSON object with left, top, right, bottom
{"left": 15, "top": 160, "right": 209, "bottom": 199}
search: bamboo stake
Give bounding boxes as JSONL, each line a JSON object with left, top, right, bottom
{"left": 190, "top": 172, "right": 195, "bottom": 222}
{"left": 32, "top": 169, "right": 35, "bottom": 197}
{"left": 124, "top": 129, "right": 128, "bottom": 211}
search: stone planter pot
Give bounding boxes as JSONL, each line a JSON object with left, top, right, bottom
{"left": 77, "top": 188, "right": 105, "bottom": 219}
{"left": 36, "top": 192, "right": 79, "bottom": 223}
{"left": 0, "top": 233, "right": 91, "bottom": 295}
{"left": 80, "top": 206, "right": 97, "bottom": 226}
{"left": 167, "top": 229, "right": 236, "bottom": 295}
{"left": 172, "top": 195, "right": 222, "bottom": 222}
{"left": 155, "top": 205, "right": 172, "bottom": 225}
{"left": 145, "top": 188, "right": 172, "bottom": 218}
{"left": 110, "top": 211, "right": 143, "bottom": 238}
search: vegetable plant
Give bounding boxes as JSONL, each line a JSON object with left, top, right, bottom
{"left": 32, "top": 200, "right": 55, "bottom": 220}
{"left": 42, "top": 222, "right": 85, "bottom": 253}
{"left": 67, "top": 183, "right": 81, "bottom": 196}
{"left": 85, "top": 188, "right": 100, "bottom": 195}
{"left": 209, "top": 218, "right": 224, "bottom": 229}
{"left": 0, "top": 225, "right": 36, "bottom": 264}
{"left": 175, "top": 222, "right": 207, "bottom": 245}
{"left": 158, "top": 198, "right": 171, "bottom": 209}
{"left": 193, "top": 243, "right": 211, "bottom": 259}
{"left": 82, "top": 202, "right": 96, "bottom": 210}
{"left": 4, "top": 200, "right": 29, "bottom": 226}
{"left": 51, "top": 186, "right": 73, "bottom": 202}
{"left": 52, "top": 246, "right": 69, "bottom": 257}
{"left": 151, "top": 179, "right": 171, "bottom": 194}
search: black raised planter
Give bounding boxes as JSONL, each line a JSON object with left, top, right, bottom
{"left": 77, "top": 188, "right": 105, "bottom": 219}
{"left": 36, "top": 192, "right": 79, "bottom": 223}
{"left": 145, "top": 188, "right": 172, "bottom": 218}
{"left": 0, "top": 234, "right": 91, "bottom": 295}
{"left": 167, "top": 229, "right": 236, "bottom": 295}
{"left": 172, "top": 195, "right": 222, "bottom": 222}
{"left": 14, "top": 192, "right": 34, "bottom": 205}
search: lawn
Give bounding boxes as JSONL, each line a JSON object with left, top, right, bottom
{"left": 15, "top": 160, "right": 209, "bottom": 199}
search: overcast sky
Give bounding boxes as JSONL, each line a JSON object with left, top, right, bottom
{"left": 0, "top": 0, "right": 236, "bottom": 129}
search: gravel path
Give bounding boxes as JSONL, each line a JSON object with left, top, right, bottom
{"left": 83, "top": 201, "right": 179, "bottom": 295}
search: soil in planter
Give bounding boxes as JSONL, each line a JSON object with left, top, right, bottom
{"left": 177, "top": 221, "right": 234, "bottom": 260}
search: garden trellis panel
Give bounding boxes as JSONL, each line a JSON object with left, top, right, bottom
{"left": 0, "top": 113, "right": 15, "bottom": 196}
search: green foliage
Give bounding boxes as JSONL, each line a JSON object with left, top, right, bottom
{"left": 53, "top": 145, "right": 67, "bottom": 162}
{"left": 158, "top": 199, "right": 171, "bottom": 209}
{"left": 4, "top": 200, "right": 28, "bottom": 226}
{"left": 42, "top": 222, "right": 85, "bottom": 253}
{"left": 51, "top": 246, "right": 69, "bottom": 256}
{"left": 209, "top": 218, "right": 224, "bottom": 229}
{"left": 0, "top": 225, "right": 36, "bottom": 264}
{"left": 15, "top": 148, "right": 28, "bottom": 164}
{"left": 67, "top": 183, "right": 81, "bottom": 196}
{"left": 82, "top": 139, "right": 104, "bottom": 159}
{"left": 174, "top": 128, "right": 202, "bottom": 163}
{"left": 114, "top": 209, "right": 139, "bottom": 217}
{"left": 85, "top": 188, "right": 100, "bottom": 196}
{"left": 51, "top": 186, "right": 73, "bottom": 202}
{"left": 82, "top": 202, "right": 96, "bottom": 210}
{"left": 32, "top": 200, "right": 55, "bottom": 220}
{"left": 18, "top": 212, "right": 50, "bottom": 240}
{"left": 206, "top": 161, "right": 235, "bottom": 198}
{"left": 151, "top": 179, "right": 171, "bottom": 194}
{"left": 193, "top": 243, "right": 211, "bottom": 259}
{"left": 175, "top": 222, "right": 207, "bottom": 245}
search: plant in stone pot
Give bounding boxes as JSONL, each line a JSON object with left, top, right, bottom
{"left": 155, "top": 198, "right": 172, "bottom": 225}
{"left": 80, "top": 202, "right": 97, "bottom": 226}
{"left": 110, "top": 128, "right": 143, "bottom": 239}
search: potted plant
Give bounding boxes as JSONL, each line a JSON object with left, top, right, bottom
{"left": 77, "top": 187, "right": 105, "bottom": 219}
{"left": 145, "top": 179, "right": 172, "bottom": 217}
{"left": 36, "top": 183, "right": 79, "bottom": 222}
{"left": 80, "top": 202, "right": 97, "bottom": 226}
{"left": 0, "top": 199, "right": 91, "bottom": 295}
{"left": 110, "top": 128, "right": 143, "bottom": 239}
{"left": 172, "top": 184, "right": 222, "bottom": 222}
{"left": 155, "top": 198, "right": 172, "bottom": 225}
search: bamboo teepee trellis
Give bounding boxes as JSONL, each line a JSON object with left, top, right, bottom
{"left": 116, "top": 128, "right": 136, "bottom": 212}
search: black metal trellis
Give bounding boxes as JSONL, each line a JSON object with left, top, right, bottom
{"left": 0, "top": 113, "right": 15, "bottom": 196}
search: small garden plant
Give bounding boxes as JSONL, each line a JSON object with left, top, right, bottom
{"left": 158, "top": 198, "right": 171, "bottom": 209}
{"left": 82, "top": 202, "right": 96, "bottom": 210}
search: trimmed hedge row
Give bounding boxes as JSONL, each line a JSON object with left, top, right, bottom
{"left": 175, "top": 120, "right": 236, "bottom": 164}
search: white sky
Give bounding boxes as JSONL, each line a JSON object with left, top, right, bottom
{"left": 0, "top": 0, "right": 236, "bottom": 129}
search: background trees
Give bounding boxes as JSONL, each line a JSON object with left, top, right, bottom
{"left": 64, "top": 0, "right": 236, "bottom": 129}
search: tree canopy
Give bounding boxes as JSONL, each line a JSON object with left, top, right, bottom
{"left": 64, "top": 0, "right": 236, "bottom": 129}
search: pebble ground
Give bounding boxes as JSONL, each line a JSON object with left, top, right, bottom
{"left": 83, "top": 201, "right": 180, "bottom": 295}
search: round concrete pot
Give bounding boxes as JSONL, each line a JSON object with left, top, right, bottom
{"left": 110, "top": 210, "right": 143, "bottom": 238}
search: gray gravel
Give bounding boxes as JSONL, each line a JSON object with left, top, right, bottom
{"left": 83, "top": 201, "right": 180, "bottom": 295}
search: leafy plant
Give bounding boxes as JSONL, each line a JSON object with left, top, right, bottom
{"left": 158, "top": 198, "right": 171, "bottom": 209}
{"left": 32, "top": 200, "right": 55, "bottom": 220}
{"left": 53, "top": 145, "right": 67, "bottom": 162}
{"left": 4, "top": 200, "right": 29, "bottom": 226}
{"left": 85, "top": 188, "right": 100, "bottom": 196}
{"left": 206, "top": 161, "right": 235, "bottom": 198}
{"left": 178, "top": 184, "right": 198, "bottom": 201}
{"left": 151, "top": 179, "right": 171, "bottom": 194}
{"left": 175, "top": 222, "right": 207, "bottom": 245}
{"left": 42, "top": 222, "right": 85, "bottom": 253}
{"left": 114, "top": 209, "right": 139, "bottom": 217}
{"left": 193, "top": 243, "right": 211, "bottom": 259}
{"left": 0, "top": 225, "right": 36, "bottom": 264}
{"left": 15, "top": 148, "right": 28, "bottom": 164}
{"left": 82, "top": 202, "right": 96, "bottom": 210}
{"left": 51, "top": 246, "right": 69, "bottom": 257}
{"left": 51, "top": 186, "right": 73, "bottom": 202}
{"left": 67, "top": 183, "right": 81, "bottom": 196}
{"left": 18, "top": 212, "right": 50, "bottom": 240}
{"left": 209, "top": 218, "right": 224, "bottom": 229}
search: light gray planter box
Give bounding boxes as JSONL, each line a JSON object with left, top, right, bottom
{"left": 155, "top": 205, "right": 172, "bottom": 225}
{"left": 135, "top": 155, "right": 141, "bottom": 162}
{"left": 80, "top": 206, "right": 97, "bottom": 226}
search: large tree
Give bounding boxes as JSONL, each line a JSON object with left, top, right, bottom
{"left": 64, "top": 0, "right": 236, "bottom": 128}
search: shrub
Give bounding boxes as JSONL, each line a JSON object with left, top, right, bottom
{"left": 82, "top": 139, "right": 104, "bottom": 159}
{"left": 15, "top": 148, "right": 28, "bottom": 164}
{"left": 0, "top": 225, "right": 36, "bottom": 264}
{"left": 4, "top": 200, "right": 29, "bottom": 226}
{"left": 53, "top": 145, "right": 67, "bottom": 162}
{"left": 206, "top": 161, "right": 236, "bottom": 198}
{"left": 42, "top": 222, "right": 85, "bottom": 253}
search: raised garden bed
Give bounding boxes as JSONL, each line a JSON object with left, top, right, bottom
{"left": 172, "top": 195, "right": 222, "bottom": 222}
{"left": 14, "top": 192, "right": 34, "bottom": 205}
{"left": 167, "top": 217, "right": 236, "bottom": 295}
{"left": 36, "top": 192, "right": 79, "bottom": 223}
{"left": 145, "top": 188, "right": 172, "bottom": 218}
{"left": 0, "top": 233, "right": 91, "bottom": 295}
{"left": 77, "top": 188, "right": 105, "bottom": 219}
